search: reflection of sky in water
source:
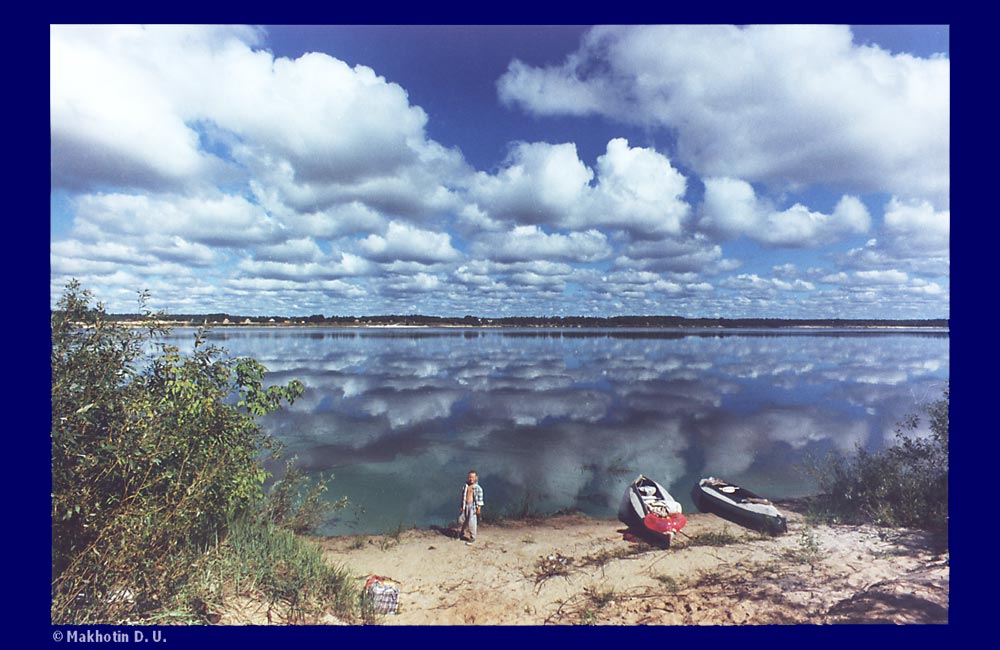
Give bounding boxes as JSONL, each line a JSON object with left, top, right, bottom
{"left": 158, "top": 328, "right": 949, "bottom": 534}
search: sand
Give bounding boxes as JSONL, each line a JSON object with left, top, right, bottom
{"left": 297, "top": 501, "right": 948, "bottom": 626}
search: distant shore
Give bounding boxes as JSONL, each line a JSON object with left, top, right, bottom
{"left": 105, "top": 316, "right": 949, "bottom": 331}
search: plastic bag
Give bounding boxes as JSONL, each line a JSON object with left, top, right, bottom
{"left": 363, "top": 575, "right": 400, "bottom": 614}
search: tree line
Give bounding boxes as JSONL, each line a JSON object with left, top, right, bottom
{"left": 102, "top": 312, "right": 949, "bottom": 329}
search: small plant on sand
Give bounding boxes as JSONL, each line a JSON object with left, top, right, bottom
{"left": 584, "top": 584, "right": 618, "bottom": 608}
{"left": 376, "top": 522, "right": 410, "bottom": 551}
{"left": 533, "top": 553, "right": 574, "bottom": 587}
{"left": 785, "top": 525, "right": 823, "bottom": 565}
{"left": 653, "top": 575, "right": 681, "bottom": 592}
{"left": 579, "top": 544, "right": 650, "bottom": 569}
{"left": 681, "top": 527, "right": 744, "bottom": 547}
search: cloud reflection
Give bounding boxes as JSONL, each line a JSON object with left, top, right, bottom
{"left": 160, "top": 328, "right": 948, "bottom": 533}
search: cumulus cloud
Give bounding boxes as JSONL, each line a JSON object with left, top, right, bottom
{"left": 470, "top": 141, "right": 593, "bottom": 225}
{"left": 499, "top": 25, "right": 949, "bottom": 206}
{"left": 472, "top": 225, "right": 611, "bottom": 263}
{"left": 720, "top": 273, "right": 816, "bottom": 294}
{"left": 253, "top": 238, "right": 325, "bottom": 264}
{"left": 237, "top": 252, "right": 375, "bottom": 281}
{"left": 469, "top": 138, "right": 692, "bottom": 238}
{"left": 51, "top": 237, "right": 220, "bottom": 276}
{"left": 51, "top": 24, "right": 467, "bottom": 222}
{"left": 602, "top": 270, "right": 686, "bottom": 295}
{"left": 49, "top": 25, "right": 948, "bottom": 319}
{"left": 71, "top": 192, "right": 283, "bottom": 247}
{"left": 387, "top": 272, "right": 443, "bottom": 294}
{"left": 617, "top": 234, "right": 740, "bottom": 275}
{"left": 225, "top": 276, "right": 367, "bottom": 298}
{"left": 840, "top": 197, "right": 950, "bottom": 277}
{"left": 50, "top": 25, "right": 250, "bottom": 191}
{"left": 359, "top": 221, "right": 461, "bottom": 264}
{"left": 883, "top": 198, "right": 949, "bottom": 255}
{"left": 700, "top": 178, "right": 871, "bottom": 246}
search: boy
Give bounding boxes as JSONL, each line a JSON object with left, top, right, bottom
{"left": 457, "top": 470, "right": 484, "bottom": 544}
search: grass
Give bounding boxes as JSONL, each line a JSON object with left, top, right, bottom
{"left": 578, "top": 544, "right": 653, "bottom": 569}
{"left": 183, "top": 514, "right": 359, "bottom": 624}
{"left": 677, "top": 527, "right": 746, "bottom": 548}
{"left": 584, "top": 584, "right": 618, "bottom": 608}
{"left": 375, "top": 522, "right": 410, "bottom": 551}
{"left": 578, "top": 586, "right": 619, "bottom": 625}
{"left": 653, "top": 575, "right": 682, "bottom": 592}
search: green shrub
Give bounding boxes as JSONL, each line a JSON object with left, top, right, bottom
{"left": 807, "top": 384, "right": 948, "bottom": 531}
{"left": 50, "top": 281, "right": 347, "bottom": 624}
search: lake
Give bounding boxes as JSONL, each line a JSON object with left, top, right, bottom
{"left": 157, "top": 327, "right": 949, "bottom": 535}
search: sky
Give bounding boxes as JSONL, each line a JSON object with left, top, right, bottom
{"left": 49, "top": 24, "right": 950, "bottom": 319}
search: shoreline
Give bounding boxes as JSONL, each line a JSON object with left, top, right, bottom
{"left": 224, "top": 503, "right": 949, "bottom": 625}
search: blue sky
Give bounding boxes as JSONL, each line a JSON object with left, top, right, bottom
{"left": 50, "top": 24, "right": 949, "bottom": 319}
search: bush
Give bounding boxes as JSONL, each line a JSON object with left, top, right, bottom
{"left": 807, "top": 384, "right": 948, "bottom": 531}
{"left": 50, "top": 281, "right": 345, "bottom": 624}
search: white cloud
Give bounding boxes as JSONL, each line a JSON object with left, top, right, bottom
{"left": 50, "top": 25, "right": 246, "bottom": 190}
{"left": 49, "top": 25, "right": 948, "bottom": 319}
{"left": 602, "top": 270, "right": 686, "bottom": 294}
{"left": 579, "top": 138, "right": 689, "bottom": 236}
{"left": 51, "top": 236, "right": 220, "bottom": 276}
{"left": 254, "top": 238, "right": 325, "bottom": 264}
{"left": 359, "top": 221, "right": 461, "bottom": 264}
{"left": 469, "top": 139, "right": 692, "bottom": 238}
{"left": 618, "top": 234, "right": 739, "bottom": 275}
{"left": 225, "top": 276, "right": 366, "bottom": 297}
{"left": 470, "top": 141, "right": 593, "bottom": 225}
{"left": 499, "top": 25, "right": 949, "bottom": 206}
{"left": 839, "top": 197, "right": 949, "bottom": 277}
{"left": 721, "top": 273, "right": 815, "bottom": 293}
{"left": 700, "top": 177, "right": 871, "bottom": 246}
{"left": 817, "top": 268, "right": 947, "bottom": 305}
{"left": 51, "top": 239, "right": 154, "bottom": 266}
{"left": 389, "top": 272, "right": 442, "bottom": 293}
{"left": 472, "top": 225, "right": 611, "bottom": 263}
{"left": 71, "top": 192, "right": 283, "bottom": 247}
{"left": 854, "top": 269, "right": 909, "bottom": 285}
{"left": 238, "top": 252, "right": 375, "bottom": 281}
{"left": 51, "top": 24, "right": 467, "bottom": 224}
{"left": 883, "top": 197, "right": 949, "bottom": 254}
{"left": 498, "top": 58, "right": 607, "bottom": 117}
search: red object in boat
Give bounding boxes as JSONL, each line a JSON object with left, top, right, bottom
{"left": 644, "top": 511, "right": 687, "bottom": 533}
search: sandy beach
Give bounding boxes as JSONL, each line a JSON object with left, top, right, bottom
{"left": 222, "top": 501, "right": 948, "bottom": 626}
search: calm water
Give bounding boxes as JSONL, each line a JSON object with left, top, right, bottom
{"left": 158, "top": 327, "right": 949, "bottom": 535}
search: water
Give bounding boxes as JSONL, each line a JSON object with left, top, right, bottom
{"left": 156, "top": 327, "right": 949, "bottom": 535}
